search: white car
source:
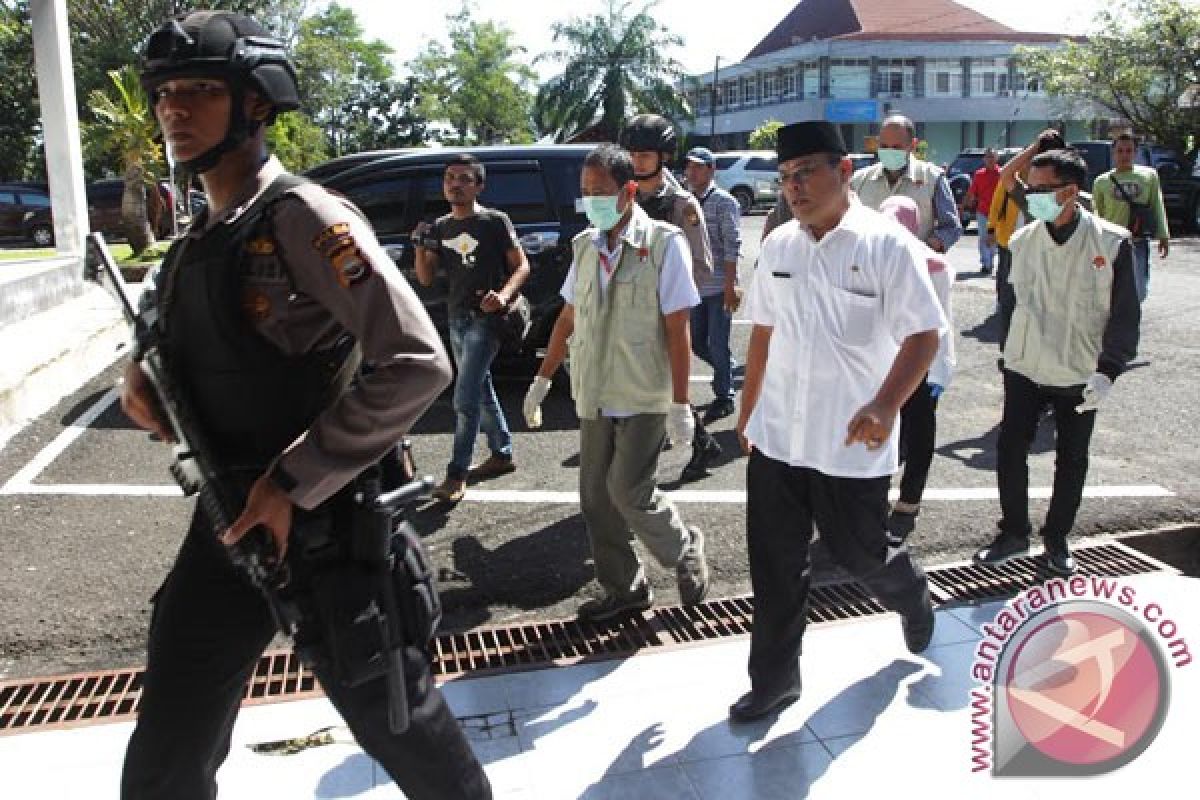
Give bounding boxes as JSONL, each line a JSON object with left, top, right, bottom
{"left": 712, "top": 151, "right": 779, "bottom": 212}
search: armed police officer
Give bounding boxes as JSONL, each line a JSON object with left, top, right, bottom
{"left": 618, "top": 114, "right": 723, "bottom": 481}
{"left": 118, "top": 11, "right": 491, "bottom": 799}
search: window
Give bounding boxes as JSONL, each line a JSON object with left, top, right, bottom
{"left": 970, "top": 58, "right": 1009, "bottom": 96}
{"left": 417, "top": 173, "right": 452, "bottom": 223}
{"left": 742, "top": 74, "right": 759, "bottom": 105}
{"left": 714, "top": 156, "right": 739, "bottom": 170}
{"left": 875, "top": 59, "right": 916, "bottom": 97}
{"left": 544, "top": 158, "right": 584, "bottom": 223}
{"left": 0, "top": 191, "right": 16, "bottom": 204}
{"left": 745, "top": 157, "right": 777, "bottom": 171}
{"left": 345, "top": 175, "right": 411, "bottom": 235}
{"left": 727, "top": 79, "right": 740, "bottom": 107}
{"left": 781, "top": 67, "right": 797, "bottom": 98}
{"left": 20, "top": 192, "right": 50, "bottom": 208}
{"left": 479, "top": 168, "right": 550, "bottom": 225}
{"left": 802, "top": 62, "right": 820, "bottom": 98}
{"left": 828, "top": 59, "right": 870, "bottom": 99}
{"left": 925, "top": 59, "right": 962, "bottom": 97}
{"left": 763, "top": 72, "right": 778, "bottom": 102}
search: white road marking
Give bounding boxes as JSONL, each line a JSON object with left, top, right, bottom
{"left": 0, "top": 482, "right": 1175, "bottom": 501}
{"left": 0, "top": 388, "right": 119, "bottom": 494}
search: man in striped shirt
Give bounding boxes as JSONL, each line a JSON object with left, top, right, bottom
{"left": 684, "top": 146, "right": 743, "bottom": 426}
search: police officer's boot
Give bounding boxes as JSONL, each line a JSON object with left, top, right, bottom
{"left": 681, "top": 412, "right": 721, "bottom": 482}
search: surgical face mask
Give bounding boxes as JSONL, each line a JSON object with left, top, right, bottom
{"left": 581, "top": 195, "right": 624, "bottom": 231}
{"left": 877, "top": 147, "right": 909, "bottom": 171}
{"left": 1026, "top": 191, "right": 1065, "bottom": 222}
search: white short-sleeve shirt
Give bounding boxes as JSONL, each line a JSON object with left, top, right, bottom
{"left": 745, "top": 202, "right": 947, "bottom": 478}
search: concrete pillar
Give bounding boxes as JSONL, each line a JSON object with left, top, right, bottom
{"left": 31, "top": 0, "right": 87, "bottom": 258}
{"left": 819, "top": 57, "right": 831, "bottom": 99}
{"left": 915, "top": 57, "right": 926, "bottom": 99}
{"left": 869, "top": 57, "right": 879, "bottom": 99}
{"left": 961, "top": 57, "right": 972, "bottom": 99}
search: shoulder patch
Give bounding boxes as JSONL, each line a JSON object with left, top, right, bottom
{"left": 329, "top": 244, "right": 372, "bottom": 288}
{"left": 312, "top": 222, "right": 352, "bottom": 253}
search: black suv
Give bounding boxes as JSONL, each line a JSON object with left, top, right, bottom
{"left": 25, "top": 180, "right": 176, "bottom": 245}
{"left": 310, "top": 145, "right": 592, "bottom": 364}
{"left": 946, "top": 147, "right": 1021, "bottom": 229}
{"left": 0, "top": 182, "right": 52, "bottom": 245}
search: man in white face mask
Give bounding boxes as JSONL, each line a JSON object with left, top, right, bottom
{"left": 975, "top": 148, "right": 1141, "bottom": 576}
{"left": 522, "top": 144, "right": 710, "bottom": 623}
{"left": 851, "top": 114, "right": 961, "bottom": 253}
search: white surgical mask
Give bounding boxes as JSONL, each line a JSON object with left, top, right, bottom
{"left": 877, "top": 148, "right": 909, "bottom": 171}
{"left": 581, "top": 195, "right": 623, "bottom": 231}
{"left": 1027, "top": 191, "right": 1064, "bottom": 223}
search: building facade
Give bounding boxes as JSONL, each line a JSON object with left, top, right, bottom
{"left": 681, "top": 0, "right": 1103, "bottom": 166}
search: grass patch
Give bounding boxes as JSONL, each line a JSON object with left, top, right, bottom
{"left": 0, "top": 240, "right": 173, "bottom": 266}
{"left": 0, "top": 248, "right": 55, "bottom": 262}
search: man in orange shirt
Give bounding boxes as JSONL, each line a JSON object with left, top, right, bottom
{"left": 965, "top": 148, "right": 1000, "bottom": 274}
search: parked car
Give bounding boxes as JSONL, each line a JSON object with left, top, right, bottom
{"left": 308, "top": 144, "right": 593, "bottom": 368}
{"left": 25, "top": 179, "right": 175, "bottom": 245}
{"left": 0, "top": 182, "right": 52, "bottom": 245}
{"left": 1069, "top": 140, "right": 1200, "bottom": 231}
{"left": 713, "top": 151, "right": 779, "bottom": 212}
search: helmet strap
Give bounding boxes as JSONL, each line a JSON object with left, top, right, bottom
{"left": 633, "top": 153, "right": 664, "bottom": 181}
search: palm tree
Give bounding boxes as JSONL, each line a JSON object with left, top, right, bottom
{"left": 87, "top": 65, "right": 164, "bottom": 255}
{"left": 535, "top": 0, "right": 692, "bottom": 142}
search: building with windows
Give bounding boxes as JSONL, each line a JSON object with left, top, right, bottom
{"left": 681, "top": 0, "right": 1101, "bottom": 165}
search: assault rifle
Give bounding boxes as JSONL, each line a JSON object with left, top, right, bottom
{"left": 84, "top": 232, "right": 302, "bottom": 637}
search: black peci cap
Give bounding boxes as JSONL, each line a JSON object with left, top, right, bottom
{"left": 777, "top": 121, "right": 848, "bottom": 163}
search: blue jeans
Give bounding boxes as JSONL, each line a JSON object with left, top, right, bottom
{"left": 691, "top": 293, "right": 734, "bottom": 400}
{"left": 1132, "top": 238, "right": 1150, "bottom": 303}
{"left": 447, "top": 313, "right": 512, "bottom": 479}
{"left": 977, "top": 212, "right": 996, "bottom": 269}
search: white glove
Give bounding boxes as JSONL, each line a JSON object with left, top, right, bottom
{"left": 1075, "top": 373, "right": 1112, "bottom": 414}
{"left": 667, "top": 402, "right": 695, "bottom": 448}
{"left": 523, "top": 376, "right": 551, "bottom": 428}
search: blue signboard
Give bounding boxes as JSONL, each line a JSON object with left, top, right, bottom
{"left": 824, "top": 100, "right": 879, "bottom": 123}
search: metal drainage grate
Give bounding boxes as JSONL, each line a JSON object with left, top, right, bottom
{"left": 0, "top": 540, "right": 1171, "bottom": 735}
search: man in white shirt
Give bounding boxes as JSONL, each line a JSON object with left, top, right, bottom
{"left": 730, "top": 122, "right": 946, "bottom": 722}
{"left": 522, "top": 144, "right": 709, "bottom": 623}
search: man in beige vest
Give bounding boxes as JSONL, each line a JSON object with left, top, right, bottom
{"left": 975, "top": 149, "right": 1140, "bottom": 575}
{"left": 851, "top": 114, "right": 961, "bottom": 253}
{"left": 522, "top": 144, "right": 710, "bottom": 623}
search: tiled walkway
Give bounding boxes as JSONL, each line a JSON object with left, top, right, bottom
{"left": 3, "top": 572, "right": 1196, "bottom": 799}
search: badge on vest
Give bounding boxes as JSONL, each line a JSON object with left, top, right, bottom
{"left": 242, "top": 288, "right": 272, "bottom": 322}
{"left": 1093, "top": 255, "right": 1107, "bottom": 270}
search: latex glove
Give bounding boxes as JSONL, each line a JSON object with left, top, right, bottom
{"left": 927, "top": 382, "right": 944, "bottom": 399}
{"left": 667, "top": 402, "right": 695, "bottom": 448}
{"left": 1075, "top": 373, "right": 1112, "bottom": 414}
{"left": 524, "top": 376, "right": 551, "bottom": 428}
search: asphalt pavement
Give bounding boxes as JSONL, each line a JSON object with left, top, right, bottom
{"left": 2, "top": 216, "right": 1198, "bottom": 681}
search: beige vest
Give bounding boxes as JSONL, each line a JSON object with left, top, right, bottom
{"left": 569, "top": 208, "right": 675, "bottom": 419}
{"left": 852, "top": 158, "right": 943, "bottom": 242}
{"left": 1003, "top": 209, "right": 1126, "bottom": 386}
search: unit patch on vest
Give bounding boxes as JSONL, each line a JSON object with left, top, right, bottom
{"left": 242, "top": 288, "right": 272, "bottom": 322}
{"left": 246, "top": 237, "right": 277, "bottom": 256}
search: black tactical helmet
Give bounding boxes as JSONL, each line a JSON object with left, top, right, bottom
{"left": 619, "top": 114, "right": 678, "bottom": 155}
{"left": 141, "top": 11, "right": 298, "bottom": 172}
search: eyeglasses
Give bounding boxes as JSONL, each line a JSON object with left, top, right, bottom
{"left": 778, "top": 159, "right": 842, "bottom": 186}
{"left": 151, "top": 82, "right": 229, "bottom": 105}
{"left": 1025, "top": 184, "right": 1068, "bottom": 194}
{"left": 444, "top": 173, "right": 478, "bottom": 185}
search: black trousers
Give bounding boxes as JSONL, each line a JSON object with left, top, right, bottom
{"left": 996, "top": 369, "right": 1097, "bottom": 543}
{"left": 996, "top": 246, "right": 1015, "bottom": 351}
{"left": 121, "top": 510, "right": 492, "bottom": 800}
{"left": 897, "top": 378, "right": 938, "bottom": 506}
{"left": 745, "top": 450, "right": 931, "bottom": 694}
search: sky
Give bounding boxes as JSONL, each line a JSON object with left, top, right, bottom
{"left": 338, "top": 0, "right": 1114, "bottom": 80}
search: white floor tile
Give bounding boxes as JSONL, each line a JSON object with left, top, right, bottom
{"left": 682, "top": 742, "right": 833, "bottom": 800}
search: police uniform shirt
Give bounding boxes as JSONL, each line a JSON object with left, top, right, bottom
{"left": 147, "top": 156, "right": 452, "bottom": 509}
{"left": 744, "top": 202, "right": 947, "bottom": 478}
{"left": 639, "top": 182, "right": 713, "bottom": 287}
{"left": 430, "top": 206, "right": 521, "bottom": 314}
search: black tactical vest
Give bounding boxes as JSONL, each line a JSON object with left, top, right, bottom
{"left": 155, "top": 175, "right": 356, "bottom": 472}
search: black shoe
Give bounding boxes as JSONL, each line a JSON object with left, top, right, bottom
{"left": 981, "top": 264, "right": 993, "bottom": 275}
{"left": 973, "top": 531, "right": 1030, "bottom": 565}
{"left": 729, "top": 683, "right": 802, "bottom": 723}
{"left": 887, "top": 508, "right": 919, "bottom": 542}
{"left": 702, "top": 397, "right": 736, "bottom": 424}
{"left": 902, "top": 593, "right": 936, "bottom": 654}
{"left": 1041, "top": 539, "right": 1076, "bottom": 575}
{"left": 577, "top": 585, "right": 654, "bottom": 624}
{"left": 680, "top": 432, "right": 722, "bottom": 481}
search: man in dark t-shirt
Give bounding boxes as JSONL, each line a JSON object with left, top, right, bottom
{"left": 414, "top": 154, "right": 530, "bottom": 503}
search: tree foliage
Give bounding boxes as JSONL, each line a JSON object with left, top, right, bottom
{"left": 293, "top": 2, "right": 423, "bottom": 156}
{"left": 0, "top": 1, "right": 39, "bottom": 179}
{"left": 534, "top": 0, "right": 692, "bottom": 142}
{"left": 1016, "top": 0, "right": 1200, "bottom": 163}
{"left": 409, "top": 4, "right": 535, "bottom": 145}
{"left": 266, "top": 110, "right": 328, "bottom": 173}
{"left": 748, "top": 120, "right": 783, "bottom": 151}
{"left": 86, "top": 65, "right": 164, "bottom": 254}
